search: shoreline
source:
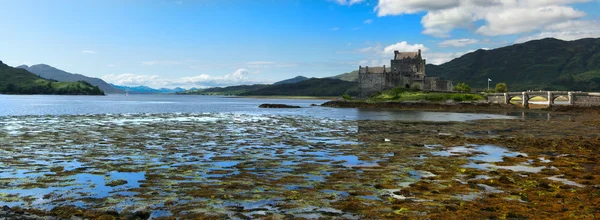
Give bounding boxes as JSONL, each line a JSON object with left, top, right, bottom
{"left": 227, "top": 95, "right": 338, "bottom": 100}
{"left": 320, "top": 100, "right": 600, "bottom": 114}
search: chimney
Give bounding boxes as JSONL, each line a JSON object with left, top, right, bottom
{"left": 418, "top": 49, "right": 421, "bottom": 56}
{"left": 383, "top": 65, "right": 386, "bottom": 73}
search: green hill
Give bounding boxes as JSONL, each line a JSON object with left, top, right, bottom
{"left": 241, "top": 78, "right": 358, "bottom": 96}
{"left": 426, "top": 38, "right": 600, "bottom": 91}
{"left": 0, "top": 61, "right": 105, "bottom": 95}
{"left": 18, "top": 64, "right": 124, "bottom": 93}
{"left": 273, "top": 76, "right": 309, "bottom": 85}
{"left": 330, "top": 70, "right": 359, "bottom": 82}
{"left": 181, "top": 84, "right": 270, "bottom": 95}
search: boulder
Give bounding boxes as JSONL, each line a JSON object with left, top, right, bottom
{"left": 259, "top": 104, "right": 301, "bottom": 108}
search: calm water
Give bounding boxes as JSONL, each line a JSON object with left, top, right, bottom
{"left": 0, "top": 94, "right": 515, "bottom": 121}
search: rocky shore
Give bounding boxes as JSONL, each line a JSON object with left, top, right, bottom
{"left": 321, "top": 100, "right": 517, "bottom": 111}
{"left": 321, "top": 100, "right": 600, "bottom": 113}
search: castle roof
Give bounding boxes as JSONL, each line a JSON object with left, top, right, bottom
{"left": 394, "top": 52, "right": 419, "bottom": 60}
{"left": 358, "top": 66, "right": 391, "bottom": 74}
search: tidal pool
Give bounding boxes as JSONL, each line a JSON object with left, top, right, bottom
{"left": 1, "top": 113, "right": 598, "bottom": 219}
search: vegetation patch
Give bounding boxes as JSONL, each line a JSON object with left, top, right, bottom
{"left": 369, "top": 87, "right": 485, "bottom": 102}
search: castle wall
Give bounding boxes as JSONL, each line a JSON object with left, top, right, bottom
{"left": 359, "top": 72, "right": 385, "bottom": 98}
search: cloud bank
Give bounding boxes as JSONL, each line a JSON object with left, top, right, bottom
{"left": 102, "top": 68, "right": 272, "bottom": 89}
{"left": 376, "top": 0, "right": 596, "bottom": 39}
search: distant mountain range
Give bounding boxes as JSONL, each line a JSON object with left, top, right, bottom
{"left": 181, "top": 78, "right": 357, "bottom": 97}
{"left": 111, "top": 84, "right": 187, "bottom": 94}
{"left": 331, "top": 38, "right": 600, "bottom": 91}
{"left": 17, "top": 64, "right": 124, "bottom": 93}
{"left": 0, "top": 61, "right": 104, "bottom": 95}
{"left": 243, "top": 78, "right": 358, "bottom": 96}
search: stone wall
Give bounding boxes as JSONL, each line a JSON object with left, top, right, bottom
{"left": 359, "top": 72, "right": 385, "bottom": 98}
{"left": 488, "top": 94, "right": 506, "bottom": 104}
{"left": 572, "top": 93, "right": 600, "bottom": 106}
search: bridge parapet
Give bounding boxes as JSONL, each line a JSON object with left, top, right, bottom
{"left": 487, "top": 91, "right": 600, "bottom": 108}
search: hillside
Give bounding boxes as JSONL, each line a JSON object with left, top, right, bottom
{"left": 18, "top": 64, "right": 124, "bottom": 93}
{"left": 273, "top": 76, "right": 309, "bottom": 85}
{"left": 0, "top": 61, "right": 104, "bottom": 95}
{"left": 241, "top": 78, "right": 358, "bottom": 96}
{"left": 330, "top": 70, "right": 358, "bottom": 82}
{"left": 181, "top": 84, "right": 270, "bottom": 95}
{"left": 426, "top": 38, "right": 600, "bottom": 91}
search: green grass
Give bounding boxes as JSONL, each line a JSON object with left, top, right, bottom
{"left": 369, "top": 87, "right": 486, "bottom": 102}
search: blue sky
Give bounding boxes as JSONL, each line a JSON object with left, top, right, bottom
{"left": 1, "top": 0, "right": 599, "bottom": 89}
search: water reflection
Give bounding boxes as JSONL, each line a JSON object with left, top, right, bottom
{"left": 355, "top": 109, "right": 514, "bottom": 121}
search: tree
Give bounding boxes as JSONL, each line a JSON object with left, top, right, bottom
{"left": 342, "top": 94, "right": 352, "bottom": 100}
{"left": 495, "top": 83, "right": 508, "bottom": 93}
{"left": 453, "top": 82, "right": 471, "bottom": 93}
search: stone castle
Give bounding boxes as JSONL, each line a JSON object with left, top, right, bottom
{"left": 358, "top": 50, "right": 453, "bottom": 98}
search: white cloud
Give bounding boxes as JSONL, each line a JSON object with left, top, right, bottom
{"left": 364, "top": 19, "right": 373, "bottom": 24}
{"left": 333, "top": 0, "right": 365, "bottom": 6}
{"left": 376, "top": 0, "right": 460, "bottom": 16}
{"left": 331, "top": 27, "right": 340, "bottom": 31}
{"left": 107, "top": 64, "right": 116, "bottom": 67}
{"left": 376, "top": 0, "right": 594, "bottom": 38}
{"left": 382, "top": 41, "right": 428, "bottom": 54}
{"left": 438, "top": 38, "right": 480, "bottom": 47}
{"left": 81, "top": 50, "right": 97, "bottom": 54}
{"left": 357, "top": 41, "right": 427, "bottom": 57}
{"left": 424, "top": 51, "right": 468, "bottom": 65}
{"left": 101, "top": 73, "right": 160, "bottom": 86}
{"left": 515, "top": 20, "right": 600, "bottom": 43}
{"left": 102, "top": 69, "right": 270, "bottom": 89}
{"left": 476, "top": 5, "right": 586, "bottom": 36}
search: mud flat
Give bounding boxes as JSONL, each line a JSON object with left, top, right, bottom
{"left": 1, "top": 112, "right": 600, "bottom": 219}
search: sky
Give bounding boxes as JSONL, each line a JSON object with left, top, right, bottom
{"left": 1, "top": 0, "right": 599, "bottom": 89}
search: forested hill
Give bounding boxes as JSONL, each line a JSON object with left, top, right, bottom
{"left": 18, "top": 64, "right": 124, "bottom": 93}
{"left": 0, "top": 61, "right": 105, "bottom": 95}
{"left": 426, "top": 38, "right": 600, "bottom": 91}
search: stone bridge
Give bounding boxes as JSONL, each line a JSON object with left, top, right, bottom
{"left": 488, "top": 91, "right": 600, "bottom": 108}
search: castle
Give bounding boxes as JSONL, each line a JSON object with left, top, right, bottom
{"left": 358, "top": 50, "right": 453, "bottom": 98}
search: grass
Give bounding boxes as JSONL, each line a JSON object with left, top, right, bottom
{"left": 369, "top": 87, "right": 486, "bottom": 102}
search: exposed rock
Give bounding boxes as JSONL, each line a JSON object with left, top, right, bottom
{"left": 259, "top": 104, "right": 301, "bottom": 108}
{"left": 105, "top": 179, "right": 128, "bottom": 187}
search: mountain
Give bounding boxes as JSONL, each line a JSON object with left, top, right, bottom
{"left": 159, "top": 87, "right": 186, "bottom": 93}
{"left": 111, "top": 84, "right": 186, "bottom": 94}
{"left": 17, "top": 64, "right": 124, "bottom": 93}
{"left": 0, "top": 61, "right": 104, "bottom": 95}
{"left": 273, "top": 76, "right": 309, "bottom": 85}
{"left": 181, "top": 84, "right": 270, "bottom": 95}
{"left": 241, "top": 78, "right": 358, "bottom": 96}
{"left": 426, "top": 38, "right": 600, "bottom": 91}
{"left": 330, "top": 70, "right": 359, "bottom": 82}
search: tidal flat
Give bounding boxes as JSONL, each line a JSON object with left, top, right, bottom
{"left": 1, "top": 111, "right": 600, "bottom": 219}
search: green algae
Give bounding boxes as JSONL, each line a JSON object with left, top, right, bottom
{"left": 0, "top": 112, "right": 600, "bottom": 218}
